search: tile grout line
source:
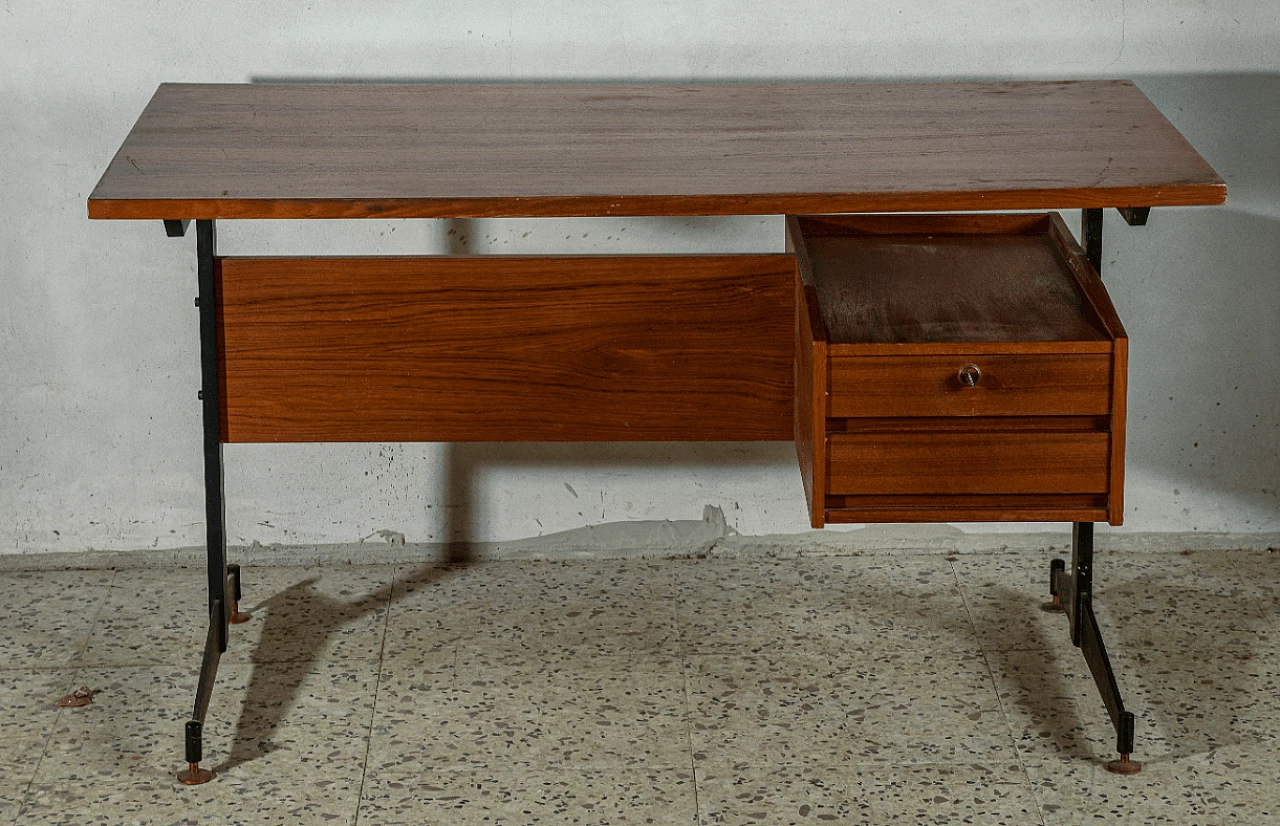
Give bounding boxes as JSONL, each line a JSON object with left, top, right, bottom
{"left": 946, "top": 555, "right": 1052, "bottom": 826}
{"left": 673, "top": 560, "right": 701, "bottom": 824}
{"left": 351, "top": 564, "right": 399, "bottom": 826}
{"left": 17, "top": 569, "right": 121, "bottom": 817}
{"left": 71, "top": 568, "right": 120, "bottom": 664}
{"left": 1220, "top": 550, "right": 1276, "bottom": 623}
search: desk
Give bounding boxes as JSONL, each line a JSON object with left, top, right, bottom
{"left": 89, "top": 81, "right": 1224, "bottom": 783}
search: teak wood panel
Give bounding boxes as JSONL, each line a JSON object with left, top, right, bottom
{"left": 827, "top": 353, "right": 1113, "bottom": 418}
{"left": 215, "top": 255, "right": 795, "bottom": 443}
{"left": 787, "top": 215, "right": 826, "bottom": 528}
{"left": 1044, "top": 211, "right": 1130, "bottom": 524}
{"left": 794, "top": 287, "right": 828, "bottom": 527}
{"left": 89, "top": 81, "right": 1224, "bottom": 220}
{"left": 1109, "top": 336, "right": 1129, "bottom": 523}
{"left": 825, "top": 432, "right": 1111, "bottom": 496}
{"left": 823, "top": 494, "right": 1110, "bottom": 524}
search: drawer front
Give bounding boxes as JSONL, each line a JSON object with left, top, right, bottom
{"left": 826, "top": 431, "right": 1110, "bottom": 496}
{"left": 828, "top": 354, "right": 1112, "bottom": 418}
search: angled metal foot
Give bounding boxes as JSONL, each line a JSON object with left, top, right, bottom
{"left": 179, "top": 598, "right": 224, "bottom": 784}
{"left": 227, "top": 563, "right": 252, "bottom": 624}
{"left": 1047, "top": 523, "right": 1140, "bottom": 772}
{"left": 1041, "top": 557, "right": 1067, "bottom": 613}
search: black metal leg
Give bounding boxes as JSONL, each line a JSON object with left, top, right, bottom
{"left": 1040, "top": 210, "right": 1141, "bottom": 773}
{"left": 178, "top": 219, "right": 235, "bottom": 786}
{"left": 1049, "top": 524, "right": 1139, "bottom": 773}
{"left": 1082, "top": 207, "right": 1103, "bottom": 273}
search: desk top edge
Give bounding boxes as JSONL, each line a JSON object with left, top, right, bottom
{"left": 88, "top": 80, "right": 1226, "bottom": 220}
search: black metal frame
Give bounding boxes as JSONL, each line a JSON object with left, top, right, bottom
{"left": 1045, "top": 207, "right": 1143, "bottom": 774}
{"left": 164, "top": 207, "right": 1149, "bottom": 780}
{"left": 176, "top": 219, "right": 241, "bottom": 785}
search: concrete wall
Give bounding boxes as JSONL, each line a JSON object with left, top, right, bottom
{"left": 2, "top": 1, "right": 1277, "bottom": 554}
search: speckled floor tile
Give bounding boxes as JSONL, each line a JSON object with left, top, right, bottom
{"left": 0, "top": 762, "right": 34, "bottom": 826}
{"left": 76, "top": 568, "right": 208, "bottom": 667}
{"left": 1090, "top": 553, "right": 1272, "bottom": 655}
{"left": 0, "top": 570, "right": 115, "bottom": 667}
{"left": 696, "top": 763, "right": 1037, "bottom": 825}
{"left": 686, "top": 649, "right": 1014, "bottom": 768}
{"left": 80, "top": 565, "right": 394, "bottom": 667}
{"left": 368, "top": 654, "right": 689, "bottom": 774}
{"left": 456, "top": 642, "right": 683, "bottom": 678}
{"left": 385, "top": 559, "right": 680, "bottom": 662}
{"left": 949, "top": 551, "right": 1076, "bottom": 652}
{"left": 0, "top": 669, "right": 77, "bottom": 766}
{"left": 366, "top": 660, "right": 537, "bottom": 775}
{"left": 18, "top": 776, "right": 359, "bottom": 826}
{"left": 35, "top": 662, "right": 378, "bottom": 786}
{"left": 10, "top": 551, "right": 1280, "bottom": 825}
{"left": 677, "top": 557, "right": 974, "bottom": 655}
{"left": 954, "top": 551, "right": 1273, "bottom": 656}
{"left": 845, "top": 763, "right": 1039, "bottom": 825}
{"left": 695, "top": 765, "right": 867, "bottom": 824}
{"left": 1025, "top": 757, "right": 1213, "bottom": 824}
{"left": 987, "top": 637, "right": 1277, "bottom": 764}
{"left": 1222, "top": 550, "right": 1280, "bottom": 611}
{"left": 222, "top": 565, "right": 393, "bottom": 663}
{"left": 1185, "top": 744, "right": 1280, "bottom": 824}
{"left": 359, "top": 766, "right": 697, "bottom": 825}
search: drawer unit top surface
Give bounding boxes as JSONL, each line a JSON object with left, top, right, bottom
{"left": 797, "top": 213, "right": 1120, "bottom": 349}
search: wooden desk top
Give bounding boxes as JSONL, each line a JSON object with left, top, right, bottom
{"left": 88, "top": 81, "right": 1224, "bottom": 220}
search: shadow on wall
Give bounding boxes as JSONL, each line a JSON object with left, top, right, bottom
{"left": 1114, "top": 74, "right": 1280, "bottom": 526}
{"left": 435, "top": 441, "right": 796, "bottom": 562}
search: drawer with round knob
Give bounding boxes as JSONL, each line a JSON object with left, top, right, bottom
{"left": 827, "top": 352, "right": 1113, "bottom": 418}
{"left": 788, "top": 212, "right": 1128, "bottom": 528}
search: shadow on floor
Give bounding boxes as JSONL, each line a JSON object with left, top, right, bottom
{"left": 210, "top": 558, "right": 471, "bottom": 776}
{"left": 983, "top": 560, "right": 1273, "bottom": 764}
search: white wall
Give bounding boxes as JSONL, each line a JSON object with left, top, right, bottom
{"left": 2, "top": 1, "right": 1277, "bottom": 553}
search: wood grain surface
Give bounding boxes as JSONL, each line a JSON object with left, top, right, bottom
{"left": 823, "top": 494, "right": 1109, "bottom": 524}
{"left": 89, "top": 81, "right": 1224, "bottom": 220}
{"left": 794, "top": 285, "right": 828, "bottom": 528}
{"left": 827, "top": 353, "right": 1113, "bottom": 418}
{"left": 216, "top": 254, "right": 795, "bottom": 442}
{"left": 825, "top": 431, "right": 1111, "bottom": 495}
{"left": 787, "top": 215, "right": 827, "bottom": 527}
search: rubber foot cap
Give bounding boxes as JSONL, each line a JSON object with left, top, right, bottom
{"left": 1040, "top": 600, "right": 1066, "bottom": 614}
{"left": 1105, "top": 757, "right": 1142, "bottom": 775}
{"left": 178, "top": 764, "right": 214, "bottom": 785}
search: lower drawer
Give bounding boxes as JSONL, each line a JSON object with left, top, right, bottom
{"left": 826, "top": 431, "right": 1110, "bottom": 496}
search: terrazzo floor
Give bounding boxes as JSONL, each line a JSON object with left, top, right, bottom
{"left": 1, "top": 548, "right": 1277, "bottom": 824}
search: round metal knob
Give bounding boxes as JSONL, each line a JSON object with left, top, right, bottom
{"left": 957, "top": 364, "right": 981, "bottom": 387}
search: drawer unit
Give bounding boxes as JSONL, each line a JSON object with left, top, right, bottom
{"left": 789, "top": 213, "right": 1127, "bottom": 527}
